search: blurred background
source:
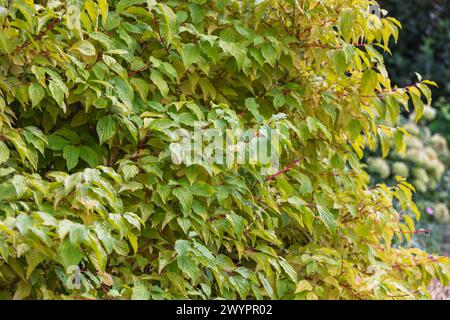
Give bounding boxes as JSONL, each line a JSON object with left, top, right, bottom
{"left": 369, "top": 1, "right": 450, "bottom": 298}
{"left": 367, "top": 0, "right": 450, "bottom": 257}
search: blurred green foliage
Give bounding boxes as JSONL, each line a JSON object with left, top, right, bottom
{"left": 383, "top": 0, "right": 450, "bottom": 142}
{"left": 383, "top": 0, "right": 450, "bottom": 99}
{"left": 430, "top": 98, "right": 450, "bottom": 142}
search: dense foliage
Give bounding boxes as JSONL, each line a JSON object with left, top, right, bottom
{"left": 0, "top": 0, "right": 449, "bottom": 300}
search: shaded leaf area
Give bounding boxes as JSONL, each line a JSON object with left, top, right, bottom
{"left": 0, "top": 0, "right": 448, "bottom": 300}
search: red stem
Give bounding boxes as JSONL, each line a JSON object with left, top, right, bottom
{"left": 16, "top": 12, "right": 65, "bottom": 52}
{"left": 266, "top": 157, "right": 303, "bottom": 181}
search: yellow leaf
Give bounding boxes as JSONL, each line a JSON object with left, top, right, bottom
{"left": 295, "top": 280, "right": 313, "bottom": 293}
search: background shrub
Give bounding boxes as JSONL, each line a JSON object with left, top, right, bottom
{"left": 376, "top": 0, "right": 450, "bottom": 256}
{"left": 366, "top": 109, "right": 450, "bottom": 254}
{"left": 0, "top": 0, "right": 448, "bottom": 300}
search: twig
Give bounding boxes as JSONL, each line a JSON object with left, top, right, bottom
{"left": 150, "top": 11, "right": 170, "bottom": 55}
{"left": 296, "top": 42, "right": 369, "bottom": 49}
{"left": 128, "top": 64, "right": 151, "bottom": 77}
{"left": 16, "top": 10, "right": 66, "bottom": 52}
{"left": 265, "top": 157, "right": 304, "bottom": 181}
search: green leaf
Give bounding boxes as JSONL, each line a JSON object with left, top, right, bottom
{"left": 279, "top": 259, "right": 297, "bottom": 283}
{"left": 245, "top": 97, "right": 264, "bottom": 124}
{"left": 219, "top": 40, "right": 246, "bottom": 69}
{"left": 47, "top": 134, "right": 70, "bottom": 151}
{"left": 13, "top": 281, "right": 31, "bottom": 300}
{"left": 181, "top": 43, "right": 202, "bottom": 67}
{"left": 332, "top": 50, "right": 347, "bottom": 76}
{"left": 190, "top": 181, "right": 215, "bottom": 197}
{"left": 28, "top": 83, "right": 45, "bottom": 107}
{"left": 361, "top": 69, "right": 378, "bottom": 95}
{"left": 131, "top": 279, "right": 150, "bottom": 300}
{"left": 96, "top": 115, "right": 117, "bottom": 145}
{"left": 261, "top": 43, "right": 277, "bottom": 68}
{"left": 59, "top": 239, "right": 82, "bottom": 268}
{"left": 48, "top": 80, "right": 66, "bottom": 109}
{"left": 258, "top": 272, "right": 274, "bottom": 298}
{"left": 177, "top": 255, "right": 198, "bottom": 281}
{"left": 0, "top": 141, "right": 10, "bottom": 165}
{"left": 174, "top": 240, "right": 191, "bottom": 255}
{"left": 130, "top": 78, "right": 150, "bottom": 100}
{"left": 172, "top": 186, "right": 193, "bottom": 214}
{"left": 188, "top": 3, "right": 205, "bottom": 25}
{"left": 348, "top": 119, "right": 362, "bottom": 140}
{"left": 79, "top": 145, "right": 99, "bottom": 167}
{"left": 418, "top": 83, "right": 432, "bottom": 105}
{"left": 379, "top": 129, "right": 392, "bottom": 158}
{"left": 229, "top": 275, "right": 249, "bottom": 299}
{"left": 103, "top": 54, "right": 127, "bottom": 79}
{"left": 69, "top": 224, "right": 88, "bottom": 245}
{"left": 109, "top": 76, "right": 134, "bottom": 109}
{"left": 160, "top": 62, "right": 179, "bottom": 81}
{"left": 177, "top": 217, "right": 191, "bottom": 234}
{"left": 340, "top": 9, "right": 354, "bottom": 42}
{"left": 16, "top": 214, "right": 32, "bottom": 235}
{"left": 316, "top": 205, "right": 337, "bottom": 233}
{"left": 410, "top": 90, "right": 424, "bottom": 122}
{"left": 330, "top": 153, "right": 345, "bottom": 170}
{"left": 116, "top": 0, "right": 146, "bottom": 13}
{"left": 393, "top": 129, "right": 406, "bottom": 156}
{"left": 276, "top": 176, "right": 294, "bottom": 198}
{"left": 300, "top": 206, "right": 314, "bottom": 232}
{"left": 63, "top": 145, "right": 80, "bottom": 171}
{"left": 185, "top": 166, "right": 198, "bottom": 185}
{"left": 0, "top": 237, "right": 9, "bottom": 261}
{"left": 290, "top": 172, "right": 313, "bottom": 194}
{"left": 121, "top": 163, "right": 139, "bottom": 181}
{"left": 273, "top": 94, "right": 285, "bottom": 109}
{"left": 150, "top": 69, "right": 169, "bottom": 97}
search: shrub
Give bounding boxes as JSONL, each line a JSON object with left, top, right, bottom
{"left": 0, "top": 0, "right": 448, "bottom": 300}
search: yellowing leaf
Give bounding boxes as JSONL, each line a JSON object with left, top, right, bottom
{"left": 295, "top": 280, "right": 313, "bottom": 293}
{"left": 0, "top": 141, "right": 10, "bottom": 165}
{"left": 333, "top": 50, "right": 348, "bottom": 76}
{"left": 361, "top": 69, "right": 378, "bottom": 95}
{"left": 28, "top": 83, "right": 45, "bottom": 107}
{"left": 70, "top": 40, "right": 96, "bottom": 56}
{"left": 97, "top": 0, "right": 108, "bottom": 24}
{"left": 131, "top": 278, "right": 150, "bottom": 300}
{"left": 340, "top": 9, "right": 354, "bottom": 42}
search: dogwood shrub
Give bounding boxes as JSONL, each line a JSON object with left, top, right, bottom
{"left": 0, "top": 0, "right": 448, "bottom": 300}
